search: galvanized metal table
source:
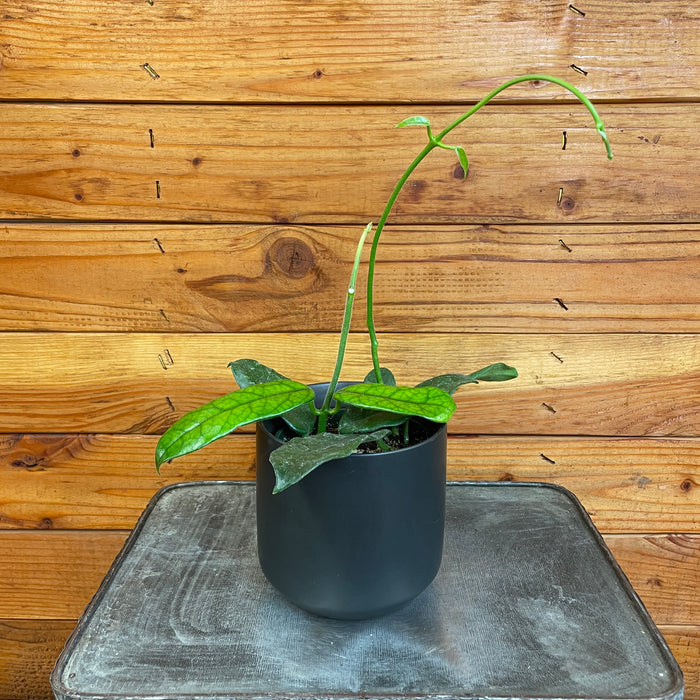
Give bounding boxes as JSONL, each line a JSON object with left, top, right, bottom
{"left": 51, "top": 481, "right": 683, "bottom": 700}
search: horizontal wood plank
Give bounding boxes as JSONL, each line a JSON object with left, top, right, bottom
{"left": 0, "top": 530, "right": 696, "bottom": 625}
{"left": 0, "top": 332, "right": 697, "bottom": 436}
{"left": 663, "top": 626, "right": 700, "bottom": 699}
{"left": 0, "top": 531, "right": 130, "bottom": 620}
{"left": 2, "top": 223, "right": 699, "bottom": 333}
{"left": 0, "top": 619, "right": 74, "bottom": 700}
{"left": 606, "top": 534, "right": 700, "bottom": 626}
{"left": 0, "top": 104, "right": 695, "bottom": 223}
{"left": 1, "top": 434, "right": 698, "bottom": 533}
{"left": 1, "top": 622, "right": 696, "bottom": 700}
{"left": 0, "top": 0, "right": 696, "bottom": 103}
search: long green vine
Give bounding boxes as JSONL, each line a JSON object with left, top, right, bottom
{"left": 364, "top": 74, "right": 613, "bottom": 381}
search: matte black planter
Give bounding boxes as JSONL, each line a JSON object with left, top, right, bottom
{"left": 256, "top": 384, "right": 447, "bottom": 620}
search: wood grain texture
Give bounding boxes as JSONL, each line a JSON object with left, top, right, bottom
{"left": 2, "top": 620, "right": 696, "bottom": 700}
{"left": 0, "top": 619, "right": 73, "bottom": 700}
{"left": 606, "top": 534, "right": 700, "bottom": 625}
{"left": 0, "top": 530, "right": 130, "bottom": 619}
{"left": 0, "top": 530, "right": 696, "bottom": 625}
{"left": 1, "top": 434, "right": 697, "bottom": 533}
{"left": 0, "top": 0, "right": 696, "bottom": 103}
{"left": 0, "top": 332, "right": 697, "bottom": 436}
{"left": 663, "top": 626, "right": 700, "bottom": 699}
{"left": 2, "top": 223, "right": 699, "bottom": 333}
{"left": 0, "top": 104, "right": 695, "bottom": 223}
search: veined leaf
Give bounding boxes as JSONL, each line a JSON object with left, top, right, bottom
{"left": 334, "top": 384, "right": 456, "bottom": 423}
{"left": 269, "top": 429, "right": 390, "bottom": 493}
{"left": 156, "top": 380, "right": 314, "bottom": 470}
{"left": 228, "top": 359, "right": 316, "bottom": 435}
{"left": 416, "top": 363, "right": 518, "bottom": 394}
{"left": 338, "top": 370, "right": 402, "bottom": 433}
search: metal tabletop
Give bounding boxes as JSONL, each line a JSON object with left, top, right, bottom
{"left": 51, "top": 481, "right": 683, "bottom": 700}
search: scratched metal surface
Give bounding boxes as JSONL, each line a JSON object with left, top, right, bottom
{"left": 51, "top": 481, "right": 683, "bottom": 700}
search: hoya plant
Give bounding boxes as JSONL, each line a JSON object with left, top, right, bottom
{"left": 156, "top": 74, "right": 612, "bottom": 492}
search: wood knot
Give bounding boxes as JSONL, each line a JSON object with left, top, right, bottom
{"left": 453, "top": 163, "right": 467, "bottom": 179}
{"left": 267, "top": 237, "right": 314, "bottom": 279}
{"left": 11, "top": 455, "right": 45, "bottom": 470}
{"left": 559, "top": 196, "right": 576, "bottom": 212}
{"left": 680, "top": 479, "right": 693, "bottom": 492}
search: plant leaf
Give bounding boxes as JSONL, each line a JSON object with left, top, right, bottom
{"left": 363, "top": 367, "right": 397, "bottom": 386}
{"left": 395, "top": 115, "right": 431, "bottom": 129}
{"left": 229, "top": 358, "right": 286, "bottom": 387}
{"left": 416, "top": 363, "right": 518, "bottom": 394}
{"left": 339, "top": 368, "right": 403, "bottom": 433}
{"left": 338, "top": 407, "right": 406, "bottom": 434}
{"left": 454, "top": 145, "right": 469, "bottom": 178}
{"left": 269, "top": 429, "right": 390, "bottom": 493}
{"left": 228, "top": 359, "right": 316, "bottom": 435}
{"left": 156, "top": 380, "right": 314, "bottom": 470}
{"left": 334, "top": 384, "right": 456, "bottom": 423}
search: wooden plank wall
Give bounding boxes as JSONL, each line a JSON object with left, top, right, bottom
{"left": 0, "top": 1, "right": 698, "bottom": 696}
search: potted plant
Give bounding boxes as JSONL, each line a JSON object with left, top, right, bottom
{"left": 156, "top": 74, "right": 612, "bottom": 619}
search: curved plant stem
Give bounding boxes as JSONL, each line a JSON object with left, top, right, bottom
{"left": 317, "top": 222, "right": 372, "bottom": 433}
{"left": 365, "top": 74, "right": 612, "bottom": 381}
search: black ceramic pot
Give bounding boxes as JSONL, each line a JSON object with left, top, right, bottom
{"left": 256, "top": 383, "right": 447, "bottom": 620}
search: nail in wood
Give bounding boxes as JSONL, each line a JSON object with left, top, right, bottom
{"left": 142, "top": 63, "right": 160, "bottom": 80}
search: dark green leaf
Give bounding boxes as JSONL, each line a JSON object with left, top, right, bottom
{"left": 279, "top": 404, "right": 317, "bottom": 436}
{"left": 338, "top": 407, "right": 406, "bottom": 434}
{"left": 395, "top": 115, "right": 431, "bottom": 129}
{"left": 228, "top": 358, "right": 286, "bottom": 387}
{"left": 416, "top": 363, "right": 518, "bottom": 394}
{"left": 334, "top": 383, "right": 456, "bottom": 423}
{"left": 156, "top": 380, "right": 314, "bottom": 470}
{"left": 467, "top": 362, "right": 518, "bottom": 382}
{"left": 269, "top": 429, "right": 390, "bottom": 493}
{"left": 363, "top": 367, "right": 397, "bottom": 386}
{"left": 228, "top": 358, "right": 316, "bottom": 435}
